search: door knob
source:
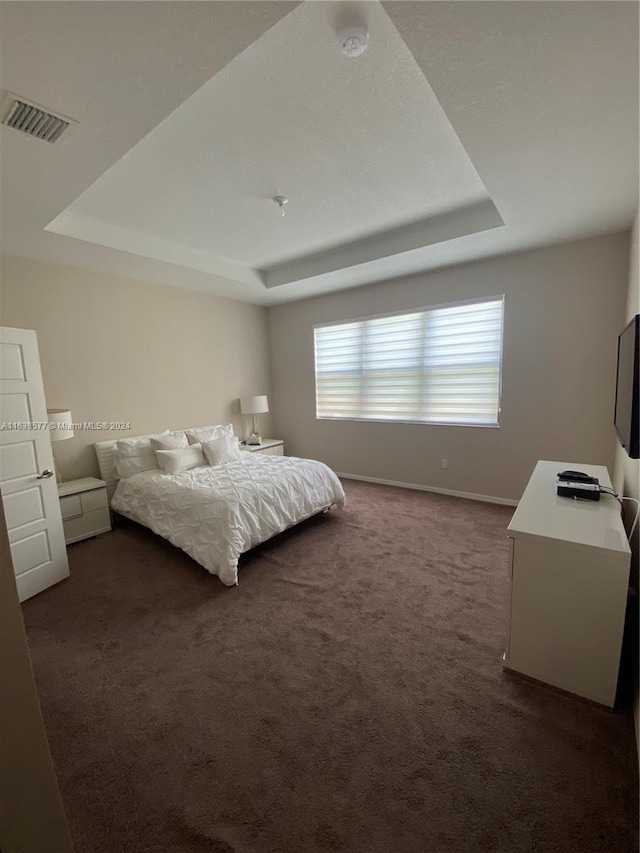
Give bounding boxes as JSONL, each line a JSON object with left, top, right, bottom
{"left": 37, "top": 469, "right": 54, "bottom": 479}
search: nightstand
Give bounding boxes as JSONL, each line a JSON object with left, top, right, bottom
{"left": 240, "top": 439, "right": 284, "bottom": 456}
{"left": 58, "top": 477, "right": 111, "bottom": 544}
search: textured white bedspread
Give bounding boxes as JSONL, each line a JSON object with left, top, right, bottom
{"left": 111, "top": 454, "right": 346, "bottom": 585}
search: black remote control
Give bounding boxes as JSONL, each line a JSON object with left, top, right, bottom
{"left": 557, "top": 470, "right": 598, "bottom": 485}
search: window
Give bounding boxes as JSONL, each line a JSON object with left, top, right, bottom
{"left": 314, "top": 296, "right": 504, "bottom": 427}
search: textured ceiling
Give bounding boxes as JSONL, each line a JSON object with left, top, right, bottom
{"left": 48, "top": 1, "right": 491, "bottom": 273}
{"left": 0, "top": 1, "right": 637, "bottom": 304}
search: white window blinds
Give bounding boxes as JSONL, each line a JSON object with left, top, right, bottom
{"left": 314, "top": 297, "right": 504, "bottom": 427}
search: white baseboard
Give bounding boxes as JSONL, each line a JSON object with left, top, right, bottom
{"left": 336, "top": 471, "right": 519, "bottom": 507}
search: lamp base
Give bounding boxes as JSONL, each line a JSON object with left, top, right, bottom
{"left": 247, "top": 432, "right": 263, "bottom": 446}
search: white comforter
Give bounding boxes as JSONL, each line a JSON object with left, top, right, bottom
{"left": 111, "top": 454, "right": 346, "bottom": 585}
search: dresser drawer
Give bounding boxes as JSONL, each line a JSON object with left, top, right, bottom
{"left": 240, "top": 440, "right": 284, "bottom": 456}
{"left": 82, "top": 487, "right": 108, "bottom": 512}
{"left": 261, "top": 445, "right": 284, "bottom": 456}
{"left": 60, "top": 494, "right": 82, "bottom": 520}
{"left": 63, "top": 506, "right": 111, "bottom": 545}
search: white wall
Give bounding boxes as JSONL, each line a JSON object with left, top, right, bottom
{"left": 0, "top": 255, "right": 272, "bottom": 481}
{"left": 268, "top": 233, "right": 630, "bottom": 502}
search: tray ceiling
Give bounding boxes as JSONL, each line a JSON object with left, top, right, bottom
{"left": 46, "top": 0, "right": 497, "bottom": 287}
{"left": 1, "top": 1, "right": 637, "bottom": 304}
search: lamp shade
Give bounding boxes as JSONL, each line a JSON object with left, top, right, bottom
{"left": 47, "top": 409, "right": 74, "bottom": 441}
{"left": 240, "top": 395, "right": 269, "bottom": 415}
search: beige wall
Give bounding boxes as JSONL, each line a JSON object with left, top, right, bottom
{"left": 0, "top": 255, "right": 272, "bottom": 481}
{"left": 268, "top": 233, "right": 630, "bottom": 502}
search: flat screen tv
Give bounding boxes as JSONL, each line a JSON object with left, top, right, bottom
{"left": 614, "top": 313, "right": 639, "bottom": 459}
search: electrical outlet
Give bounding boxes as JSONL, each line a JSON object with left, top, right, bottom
{"left": 442, "top": 458, "right": 448, "bottom": 469}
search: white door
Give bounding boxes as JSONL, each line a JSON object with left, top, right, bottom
{"left": 0, "top": 327, "right": 69, "bottom": 601}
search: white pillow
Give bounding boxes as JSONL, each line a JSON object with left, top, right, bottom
{"left": 202, "top": 435, "right": 242, "bottom": 466}
{"left": 155, "top": 443, "right": 206, "bottom": 475}
{"left": 115, "top": 431, "right": 170, "bottom": 478}
{"left": 151, "top": 431, "right": 188, "bottom": 451}
{"left": 185, "top": 423, "right": 235, "bottom": 445}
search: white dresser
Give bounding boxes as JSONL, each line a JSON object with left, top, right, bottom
{"left": 504, "top": 460, "right": 631, "bottom": 707}
{"left": 58, "top": 477, "right": 111, "bottom": 544}
{"left": 240, "top": 439, "right": 284, "bottom": 456}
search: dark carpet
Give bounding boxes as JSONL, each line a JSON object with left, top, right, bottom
{"left": 23, "top": 480, "right": 638, "bottom": 853}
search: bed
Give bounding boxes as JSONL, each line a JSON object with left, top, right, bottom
{"left": 94, "top": 431, "right": 345, "bottom": 586}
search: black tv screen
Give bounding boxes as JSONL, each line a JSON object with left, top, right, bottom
{"left": 614, "top": 313, "right": 639, "bottom": 459}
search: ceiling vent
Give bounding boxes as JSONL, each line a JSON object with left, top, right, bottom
{"left": 1, "top": 93, "right": 77, "bottom": 144}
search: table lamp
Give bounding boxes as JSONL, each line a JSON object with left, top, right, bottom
{"left": 240, "top": 396, "right": 268, "bottom": 445}
{"left": 47, "top": 408, "right": 74, "bottom": 483}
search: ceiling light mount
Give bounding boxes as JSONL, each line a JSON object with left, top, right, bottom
{"left": 338, "top": 26, "right": 369, "bottom": 58}
{"left": 273, "top": 196, "right": 288, "bottom": 217}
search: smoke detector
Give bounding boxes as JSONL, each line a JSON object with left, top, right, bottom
{"left": 338, "top": 26, "right": 369, "bottom": 58}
